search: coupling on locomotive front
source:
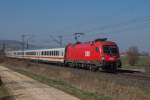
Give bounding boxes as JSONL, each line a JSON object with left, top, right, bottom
{"left": 65, "top": 38, "right": 121, "bottom": 72}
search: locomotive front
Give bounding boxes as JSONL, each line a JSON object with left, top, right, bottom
{"left": 98, "top": 41, "right": 121, "bottom": 72}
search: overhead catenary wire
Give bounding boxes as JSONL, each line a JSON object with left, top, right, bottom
{"left": 34, "top": 15, "right": 150, "bottom": 47}
{"left": 52, "top": 15, "right": 150, "bottom": 38}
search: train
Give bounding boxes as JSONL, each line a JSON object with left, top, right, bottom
{"left": 6, "top": 38, "right": 121, "bottom": 72}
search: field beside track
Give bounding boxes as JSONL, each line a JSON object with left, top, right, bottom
{"left": 0, "top": 58, "right": 150, "bottom": 100}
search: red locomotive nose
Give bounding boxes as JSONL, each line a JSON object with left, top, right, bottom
{"left": 104, "top": 55, "right": 119, "bottom": 62}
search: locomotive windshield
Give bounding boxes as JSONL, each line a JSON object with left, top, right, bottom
{"left": 103, "top": 45, "right": 118, "bottom": 55}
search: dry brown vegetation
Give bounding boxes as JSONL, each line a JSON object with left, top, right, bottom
{"left": 0, "top": 58, "right": 150, "bottom": 100}
{"left": 126, "top": 46, "right": 139, "bottom": 66}
{"left": 0, "top": 74, "right": 13, "bottom": 100}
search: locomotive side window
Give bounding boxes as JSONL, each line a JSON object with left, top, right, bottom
{"left": 56, "top": 51, "right": 58, "bottom": 56}
{"left": 95, "top": 47, "right": 99, "bottom": 52}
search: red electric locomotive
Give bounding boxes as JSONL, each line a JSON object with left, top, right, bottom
{"left": 65, "top": 38, "right": 121, "bottom": 72}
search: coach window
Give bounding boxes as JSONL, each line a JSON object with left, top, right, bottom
{"left": 55, "top": 51, "right": 56, "bottom": 56}
{"left": 56, "top": 51, "right": 57, "bottom": 56}
{"left": 62, "top": 52, "right": 63, "bottom": 56}
{"left": 50, "top": 51, "right": 51, "bottom": 55}
{"left": 53, "top": 51, "right": 55, "bottom": 56}
{"left": 48, "top": 51, "right": 50, "bottom": 55}
{"left": 49, "top": 51, "right": 51, "bottom": 55}
{"left": 51, "top": 51, "right": 53, "bottom": 56}
{"left": 55, "top": 51, "right": 57, "bottom": 56}
{"left": 47, "top": 51, "right": 49, "bottom": 55}
{"left": 54, "top": 51, "right": 56, "bottom": 56}
{"left": 46, "top": 51, "right": 47, "bottom": 55}
{"left": 57, "top": 51, "right": 59, "bottom": 56}
{"left": 49, "top": 51, "right": 51, "bottom": 56}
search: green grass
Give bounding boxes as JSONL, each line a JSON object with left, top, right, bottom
{"left": 0, "top": 85, "right": 13, "bottom": 100}
{"left": 14, "top": 69, "right": 111, "bottom": 100}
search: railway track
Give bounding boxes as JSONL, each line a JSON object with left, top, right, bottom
{"left": 118, "top": 72, "right": 150, "bottom": 81}
{"left": 4, "top": 58, "right": 150, "bottom": 82}
{"left": 61, "top": 63, "right": 150, "bottom": 82}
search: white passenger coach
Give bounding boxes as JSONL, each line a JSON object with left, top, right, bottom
{"left": 6, "top": 48, "right": 65, "bottom": 63}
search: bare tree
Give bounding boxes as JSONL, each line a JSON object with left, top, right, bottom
{"left": 127, "top": 46, "right": 139, "bottom": 66}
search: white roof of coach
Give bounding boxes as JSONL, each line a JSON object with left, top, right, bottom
{"left": 24, "top": 48, "right": 65, "bottom": 52}
{"left": 6, "top": 48, "right": 65, "bottom": 53}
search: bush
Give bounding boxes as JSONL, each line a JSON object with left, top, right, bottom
{"left": 127, "top": 46, "right": 139, "bottom": 66}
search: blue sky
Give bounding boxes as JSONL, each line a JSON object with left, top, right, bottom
{"left": 0, "top": 0, "right": 150, "bottom": 51}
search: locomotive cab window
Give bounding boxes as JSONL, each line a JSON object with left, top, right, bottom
{"left": 103, "top": 45, "right": 118, "bottom": 55}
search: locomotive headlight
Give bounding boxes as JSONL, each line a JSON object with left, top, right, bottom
{"left": 102, "top": 57, "right": 105, "bottom": 60}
